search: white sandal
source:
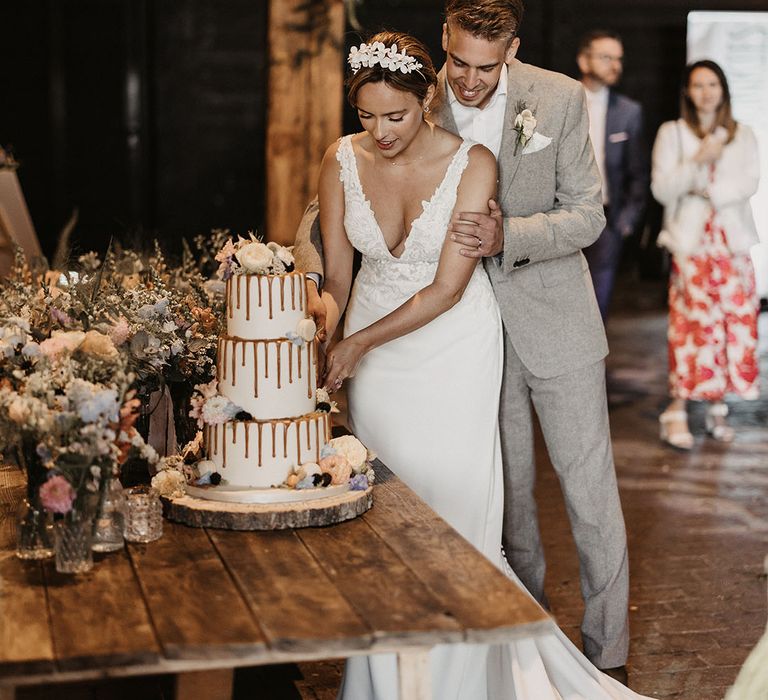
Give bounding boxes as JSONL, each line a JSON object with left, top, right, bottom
{"left": 705, "top": 403, "right": 735, "bottom": 442}
{"left": 659, "top": 409, "right": 694, "bottom": 450}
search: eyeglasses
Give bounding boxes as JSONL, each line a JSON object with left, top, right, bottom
{"left": 589, "top": 53, "right": 623, "bottom": 64}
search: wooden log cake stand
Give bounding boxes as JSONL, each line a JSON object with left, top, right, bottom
{"left": 162, "top": 486, "right": 373, "bottom": 531}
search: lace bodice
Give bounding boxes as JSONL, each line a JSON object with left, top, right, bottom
{"left": 336, "top": 134, "right": 493, "bottom": 308}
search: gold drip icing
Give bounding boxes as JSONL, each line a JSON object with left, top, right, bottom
{"left": 245, "top": 275, "right": 252, "bottom": 320}
{"left": 267, "top": 276, "right": 274, "bottom": 319}
{"left": 279, "top": 276, "right": 286, "bottom": 312}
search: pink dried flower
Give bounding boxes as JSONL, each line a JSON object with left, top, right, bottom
{"left": 110, "top": 317, "right": 131, "bottom": 346}
{"left": 39, "top": 475, "right": 76, "bottom": 514}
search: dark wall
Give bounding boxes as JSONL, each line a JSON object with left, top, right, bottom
{"left": 1, "top": 0, "right": 267, "bottom": 260}
{"left": 2, "top": 0, "right": 765, "bottom": 262}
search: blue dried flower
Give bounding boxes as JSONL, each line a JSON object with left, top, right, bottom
{"left": 349, "top": 474, "right": 369, "bottom": 491}
{"left": 320, "top": 444, "right": 337, "bottom": 459}
{"left": 285, "top": 331, "right": 305, "bottom": 347}
{"left": 296, "top": 476, "right": 315, "bottom": 489}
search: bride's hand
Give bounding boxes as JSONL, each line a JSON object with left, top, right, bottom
{"left": 323, "top": 337, "right": 367, "bottom": 392}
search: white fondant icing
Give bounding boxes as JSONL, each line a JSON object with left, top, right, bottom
{"left": 226, "top": 272, "right": 307, "bottom": 338}
{"left": 217, "top": 337, "right": 316, "bottom": 420}
{"left": 206, "top": 413, "right": 330, "bottom": 488}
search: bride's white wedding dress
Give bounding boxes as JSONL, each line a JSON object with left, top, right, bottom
{"left": 334, "top": 134, "right": 652, "bottom": 700}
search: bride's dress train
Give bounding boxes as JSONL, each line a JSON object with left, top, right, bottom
{"left": 333, "top": 134, "right": 652, "bottom": 699}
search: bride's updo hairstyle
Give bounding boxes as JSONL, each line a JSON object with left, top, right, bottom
{"left": 346, "top": 31, "right": 437, "bottom": 108}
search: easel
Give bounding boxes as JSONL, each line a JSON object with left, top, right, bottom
{"left": 0, "top": 169, "right": 43, "bottom": 275}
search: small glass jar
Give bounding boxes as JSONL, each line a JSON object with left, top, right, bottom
{"left": 91, "top": 472, "right": 126, "bottom": 552}
{"left": 123, "top": 486, "right": 163, "bottom": 543}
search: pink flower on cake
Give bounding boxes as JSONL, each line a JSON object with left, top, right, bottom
{"left": 39, "top": 475, "right": 76, "bottom": 514}
{"left": 319, "top": 454, "right": 352, "bottom": 485}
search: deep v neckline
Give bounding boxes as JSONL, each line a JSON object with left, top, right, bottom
{"left": 347, "top": 137, "right": 467, "bottom": 260}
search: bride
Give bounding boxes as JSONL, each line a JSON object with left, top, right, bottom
{"left": 316, "top": 31, "right": 652, "bottom": 700}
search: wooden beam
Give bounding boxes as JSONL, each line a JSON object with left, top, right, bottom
{"left": 265, "top": 0, "right": 345, "bottom": 245}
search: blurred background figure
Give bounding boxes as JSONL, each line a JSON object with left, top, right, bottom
{"left": 652, "top": 60, "right": 760, "bottom": 450}
{"left": 577, "top": 30, "right": 647, "bottom": 321}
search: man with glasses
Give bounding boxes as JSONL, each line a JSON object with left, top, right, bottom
{"left": 578, "top": 30, "right": 647, "bottom": 321}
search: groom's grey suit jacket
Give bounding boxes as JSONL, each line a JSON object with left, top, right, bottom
{"left": 293, "top": 58, "right": 608, "bottom": 379}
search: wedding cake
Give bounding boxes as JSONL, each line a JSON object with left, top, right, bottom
{"left": 198, "top": 238, "right": 329, "bottom": 490}
{"left": 207, "top": 268, "right": 330, "bottom": 488}
{"left": 169, "top": 236, "right": 373, "bottom": 505}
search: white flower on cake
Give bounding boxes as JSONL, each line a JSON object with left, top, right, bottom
{"left": 328, "top": 435, "right": 368, "bottom": 472}
{"left": 201, "top": 395, "right": 241, "bottom": 424}
{"left": 267, "top": 241, "right": 295, "bottom": 268}
{"left": 296, "top": 318, "right": 317, "bottom": 342}
{"left": 151, "top": 468, "right": 186, "bottom": 498}
{"left": 237, "top": 241, "right": 273, "bottom": 274}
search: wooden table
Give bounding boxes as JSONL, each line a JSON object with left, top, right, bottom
{"left": 0, "top": 463, "right": 551, "bottom": 700}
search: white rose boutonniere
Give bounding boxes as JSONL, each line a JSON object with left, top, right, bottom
{"left": 513, "top": 101, "right": 537, "bottom": 156}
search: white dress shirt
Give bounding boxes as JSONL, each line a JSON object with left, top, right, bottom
{"left": 584, "top": 85, "right": 609, "bottom": 204}
{"left": 447, "top": 64, "right": 508, "bottom": 158}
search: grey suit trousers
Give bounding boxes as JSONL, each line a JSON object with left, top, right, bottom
{"left": 499, "top": 334, "right": 629, "bottom": 668}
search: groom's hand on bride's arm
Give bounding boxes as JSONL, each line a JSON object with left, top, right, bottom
{"left": 449, "top": 199, "right": 504, "bottom": 259}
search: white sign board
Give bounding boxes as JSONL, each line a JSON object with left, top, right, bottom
{"left": 688, "top": 11, "right": 768, "bottom": 296}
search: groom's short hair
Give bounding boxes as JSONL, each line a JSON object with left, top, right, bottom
{"left": 445, "top": 0, "right": 524, "bottom": 42}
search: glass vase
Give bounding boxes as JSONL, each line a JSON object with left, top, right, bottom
{"left": 91, "top": 471, "right": 126, "bottom": 553}
{"left": 15, "top": 497, "right": 54, "bottom": 560}
{"left": 54, "top": 510, "right": 94, "bottom": 574}
{"left": 15, "top": 446, "right": 54, "bottom": 560}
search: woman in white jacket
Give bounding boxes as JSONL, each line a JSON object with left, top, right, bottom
{"left": 651, "top": 60, "right": 760, "bottom": 449}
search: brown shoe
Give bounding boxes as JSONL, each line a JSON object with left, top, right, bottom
{"left": 600, "top": 665, "right": 628, "bottom": 686}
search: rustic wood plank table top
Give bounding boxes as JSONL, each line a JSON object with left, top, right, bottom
{"left": 0, "top": 463, "right": 552, "bottom": 699}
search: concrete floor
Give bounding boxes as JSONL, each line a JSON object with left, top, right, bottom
{"left": 21, "top": 297, "right": 768, "bottom": 699}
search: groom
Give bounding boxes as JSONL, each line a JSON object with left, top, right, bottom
{"left": 293, "top": 0, "right": 630, "bottom": 683}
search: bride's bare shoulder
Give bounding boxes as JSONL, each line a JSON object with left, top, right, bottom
{"left": 466, "top": 143, "right": 496, "bottom": 170}
{"left": 431, "top": 125, "right": 463, "bottom": 153}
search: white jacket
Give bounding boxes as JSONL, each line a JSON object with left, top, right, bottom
{"left": 651, "top": 119, "right": 760, "bottom": 256}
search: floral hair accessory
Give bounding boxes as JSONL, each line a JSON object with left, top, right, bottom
{"left": 348, "top": 42, "right": 423, "bottom": 76}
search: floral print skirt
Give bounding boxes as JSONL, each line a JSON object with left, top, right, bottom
{"left": 668, "top": 216, "right": 759, "bottom": 401}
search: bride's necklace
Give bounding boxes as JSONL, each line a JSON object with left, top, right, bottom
{"left": 388, "top": 153, "right": 425, "bottom": 167}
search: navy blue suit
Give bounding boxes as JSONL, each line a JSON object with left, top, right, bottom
{"left": 584, "top": 90, "right": 647, "bottom": 319}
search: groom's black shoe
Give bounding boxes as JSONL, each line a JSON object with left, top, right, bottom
{"left": 600, "top": 665, "right": 628, "bottom": 686}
